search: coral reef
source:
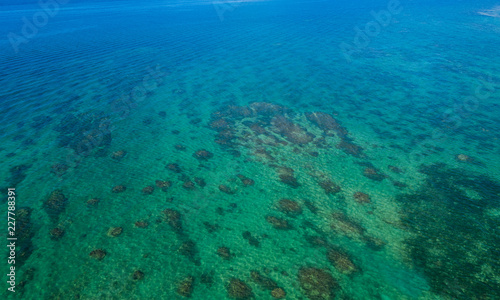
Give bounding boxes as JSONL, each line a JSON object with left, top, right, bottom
{"left": 107, "top": 227, "right": 123, "bottom": 237}
{"left": 135, "top": 221, "right": 148, "bottom": 228}
{"left": 304, "top": 200, "right": 319, "bottom": 214}
{"left": 298, "top": 267, "right": 338, "bottom": 300}
{"left": 305, "top": 112, "right": 345, "bottom": 134}
{"left": 16, "top": 208, "right": 35, "bottom": 269}
{"left": 353, "top": 192, "right": 370, "bottom": 204}
{"left": 86, "top": 198, "right": 99, "bottom": 206}
{"left": 271, "top": 115, "right": 314, "bottom": 144}
{"left": 142, "top": 186, "right": 154, "bottom": 195}
{"left": 363, "top": 167, "right": 386, "bottom": 181}
{"left": 155, "top": 180, "right": 172, "bottom": 191}
{"left": 398, "top": 163, "right": 500, "bottom": 299}
{"left": 166, "top": 163, "right": 182, "bottom": 173}
{"left": 388, "top": 165, "right": 403, "bottom": 173}
{"left": 318, "top": 180, "right": 341, "bottom": 195}
{"left": 51, "top": 163, "right": 69, "bottom": 176}
{"left": 336, "top": 139, "right": 364, "bottom": 157}
{"left": 219, "top": 184, "right": 236, "bottom": 194}
{"left": 194, "top": 177, "right": 206, "bottom": 187}
{"left": 227, "top": 278, "right": 253, "bottom": 299}
{"left": 43, "top": 190, "right": 68, "bottom": 222}
{"left": 277, "top": 199, "right": 302, "bottom": 216}
{"left": 112, "top": 185, "right": 126, "bottom": 193}
{"left": 276, "top": 167, "right": 300, "bottom": 188}
{"left": 132, "top": 270, "right": 145, "bottom": 281}
{"left": 111, "top": 150, "right": 127, "bottom": 160}
{"left": 177, "top": 276, "right": 194, "bottom": 297}
{"left": 203, "top": 221, "right": 220, "bottom": 233}
{"left": 201, "top": 272, "right": 215, "bottom": 287}
{"left": 178, "top": 240, "right": 200, "bottom": 265}
{"left": 193, "top": 149, "right": 214, "bottom": 160}
{"left": 163, "top": 209, "right": 183, "bottom": 233}
{"left": 242, "top": 231, "right": 260, "bottom": 247}
{"left": 330, "top": 212, "right": 365, "bottom": 238}
{"left": 183, "top": 181, "right": 196, "bottom": 190}
{"left": 89, "top": 249, "right": 107, "bottom": 260}
{"left": 271, "top": 287, "right": 286, "bottom": 299}
{"left": 250, "top": 270, "right": 278, "bottom": 290}
{"left": 7, "top": 164, "right": 31, "bottom": 188}
{"left": 327, "top": 247, "right": 359, "bottom": 275}
{"left": 305, "top": 111, "right": 364, "bottom": 157}
{"left": 266, "top": 216, "right": 293, "bottom": 230}
{"left": 455, "top": 153, "right": 470, "bottom": 162}
{"left": 217, "top": 246, "right": 233, "bottom": 260}
{"left": 304, "top": 235, "right": 328, "bottom": 248}
{"left": 50, "top": 227, "right": 65, "bottom": 241}
{"left": 237, "top": 174, "right": 255, "bottom": 186}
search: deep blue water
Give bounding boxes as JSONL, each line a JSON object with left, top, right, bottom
{"left": 1, "top": 0, "right": 499, "bottom": 299}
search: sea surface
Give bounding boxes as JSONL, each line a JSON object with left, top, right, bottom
{"left": 1, "top": 0, "right": 499, "bottom": 299}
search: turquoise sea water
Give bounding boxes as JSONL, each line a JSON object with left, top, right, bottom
{"left": 1, "top": 0, "right": 499, "bottom": 299}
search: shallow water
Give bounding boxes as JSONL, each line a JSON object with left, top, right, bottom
{"left": 1, "top": 0, "right": 499, "bottom": 299}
